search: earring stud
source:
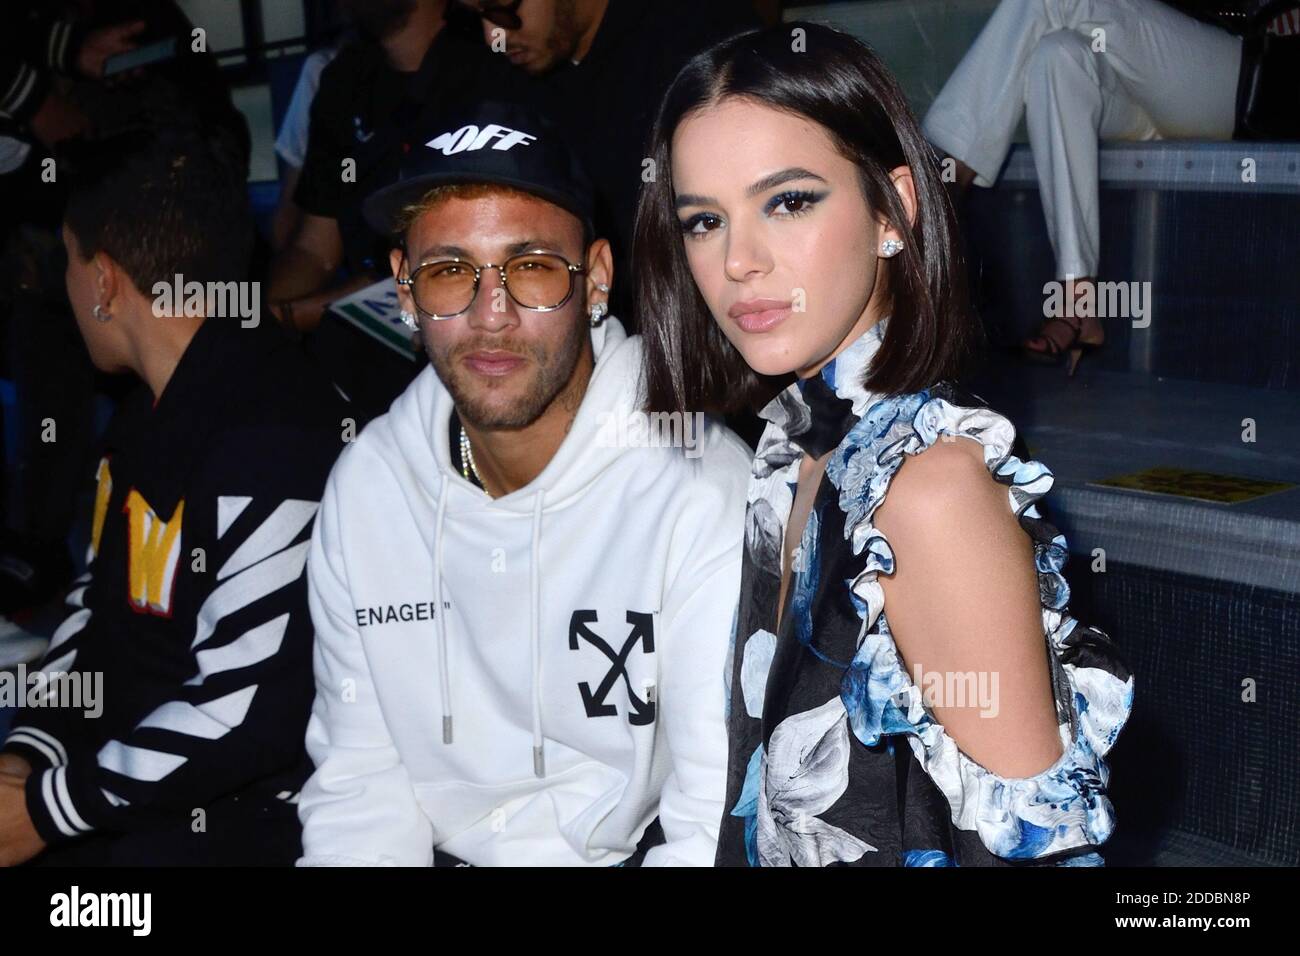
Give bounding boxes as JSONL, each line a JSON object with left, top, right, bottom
{"left": 880, "top": 238, "right": 904, "bottom": 258}
{"left": 399, "top": 310, "right": 418, "bottom": 330}
{"left": 589, "top": 301, "right": 609, "bottom": 327}
{"left": 92, "top": 304, "right": 111, "bottom": 322}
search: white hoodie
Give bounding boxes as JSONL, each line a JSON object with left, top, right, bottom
{"left": 298, "top": 317, "right": 750, "bottom": 866}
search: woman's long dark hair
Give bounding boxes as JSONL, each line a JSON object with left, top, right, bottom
{"left": 634, "top": 21, "right": 979, "bottom": 415}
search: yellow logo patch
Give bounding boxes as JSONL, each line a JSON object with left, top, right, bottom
{"left": 124, "top": 490, "right": 185, "bottom": 616}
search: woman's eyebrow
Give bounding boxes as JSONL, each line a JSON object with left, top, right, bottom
{"left": 675, "top": 167, "right": 828, "bottom": 210}
{"left": 745, "top": 167, "right": 827, "bottom": 197}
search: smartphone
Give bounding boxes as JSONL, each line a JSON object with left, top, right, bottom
{"left": 103, "top": 36, "right": 179, "bottom": 76}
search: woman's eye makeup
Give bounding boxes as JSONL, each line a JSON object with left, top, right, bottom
{"left": 679, "top": 212, "right": 722, "bottom": 238}
{"left": 678, "top": 188, "right": 827, "bottom": 239}
{"left": 764, "top": 188, "right": 824, "bottom": 216}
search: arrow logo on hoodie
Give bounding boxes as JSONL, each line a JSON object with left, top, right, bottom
{"left": 568, "top": 610, "right": 656, "bottom": 726}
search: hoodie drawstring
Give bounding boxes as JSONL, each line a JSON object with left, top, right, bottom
{"left": 434, "top": 483, "right": 453, "bottom": 745}
{"left": 433, "top": 477, "right": 547, "bottom": 778}
{"left": 530, "top": 490, "right": 546, "bottom": 777}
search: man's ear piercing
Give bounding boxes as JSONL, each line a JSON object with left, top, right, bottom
{"left": 92, "top": 304, "right": 112, "bottom": 322}
{"left": 400, "top": 310, "right": 418, "bottom": 330}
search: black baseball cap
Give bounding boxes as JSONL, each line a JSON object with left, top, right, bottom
{"left": 363, "top": 99, "right": 595, "bottom": 240}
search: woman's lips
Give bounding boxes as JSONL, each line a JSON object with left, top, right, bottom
{"left": 732, "top": 306, "right": 792, "bottom": 334}
{"left": 464, "top": 351, "right": 526, "bottom": 376}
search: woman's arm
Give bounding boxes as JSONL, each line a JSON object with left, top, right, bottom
{"left": 874, "top": 437, "right": 1064, "bottom": 779}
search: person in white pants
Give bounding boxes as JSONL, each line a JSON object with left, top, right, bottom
{"left": 922, "top": 0, "right": 1242, "bottom": 367}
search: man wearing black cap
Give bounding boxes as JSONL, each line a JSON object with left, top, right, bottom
{"left": 296, "top": 101, "right": 751, "bottom": 866}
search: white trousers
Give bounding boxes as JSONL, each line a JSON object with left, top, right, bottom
{"left": 922, "top": 0, "right": 1242, "bottom": 278}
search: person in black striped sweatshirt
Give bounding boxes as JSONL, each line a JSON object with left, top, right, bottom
{"left": 0, "top": 124, "right": 350, "bottom": 866}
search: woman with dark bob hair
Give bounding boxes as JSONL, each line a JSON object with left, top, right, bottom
{"left": 634, "top": 21, "right": 1134, "bottom": 867}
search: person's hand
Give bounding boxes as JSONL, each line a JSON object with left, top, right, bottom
{"left": 0, "top": 772, "right": 44, "bottom": 867}
{"left": 76, "top": 20, "right": 147, "bottom": 79}
{"left": 0, "top": 754, "right": 32, "bottom": 781}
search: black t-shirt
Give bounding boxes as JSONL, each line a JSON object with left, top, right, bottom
{"left": 295, "top": 25, "right": 539, "bottom": 274}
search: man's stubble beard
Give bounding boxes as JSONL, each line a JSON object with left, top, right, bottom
{"left": 426, "top": 306, "right": 591, "bottom": 430}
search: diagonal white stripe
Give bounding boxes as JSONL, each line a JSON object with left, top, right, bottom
{"left": 134, "top": 685, "right": 258, "bottom": 740}
{"left": 97, "top": 741, "right": 188, "bottom": 782}
{"left": 192, "top": 541, "right": 309, "bottom": 649}
{"left": 47, "top": 608, "right": 91, "bottom": 654}
{"left": 101, "top": 788, "right": 130, "bottom": 807}
{"left": 217, "top": 496, "right": 253, "bottom": 539}
{"left": 30, "top": 650, "right": 77, "bottom": 706}
{"left": 217, "top": 500, "right": 318, "bottom": 581}
{"left": 186, "top": 614, "right": 288, "bottom": 685}
{"left": 198, "top": 684, "right": 258, "bottom": 728}
{"left": 134, "top": 701, "right": 229, "bottom": 740}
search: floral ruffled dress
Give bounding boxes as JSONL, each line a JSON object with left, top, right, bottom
{"left": 715, "top": 319, "right": 1134, "bottom": 867}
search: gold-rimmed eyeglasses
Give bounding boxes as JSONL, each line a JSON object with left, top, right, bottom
{"left": 397, "top": 251, "right": 586, "bottom": 320}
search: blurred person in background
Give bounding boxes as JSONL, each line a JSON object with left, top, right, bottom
{"left": 271, "top": 41, "right": 343, "bottom": 252}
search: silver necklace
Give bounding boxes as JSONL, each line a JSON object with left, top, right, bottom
{"left": 459, "top": 425, "right": 483, "bottom": 487}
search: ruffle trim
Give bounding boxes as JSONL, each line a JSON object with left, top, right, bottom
{"left": 826, "top": 392, "right": 1134, "bottom": 861}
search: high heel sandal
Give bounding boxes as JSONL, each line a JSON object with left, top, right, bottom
{"left": 1021, "top": 312, "right": 1104, "bottom": 377}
